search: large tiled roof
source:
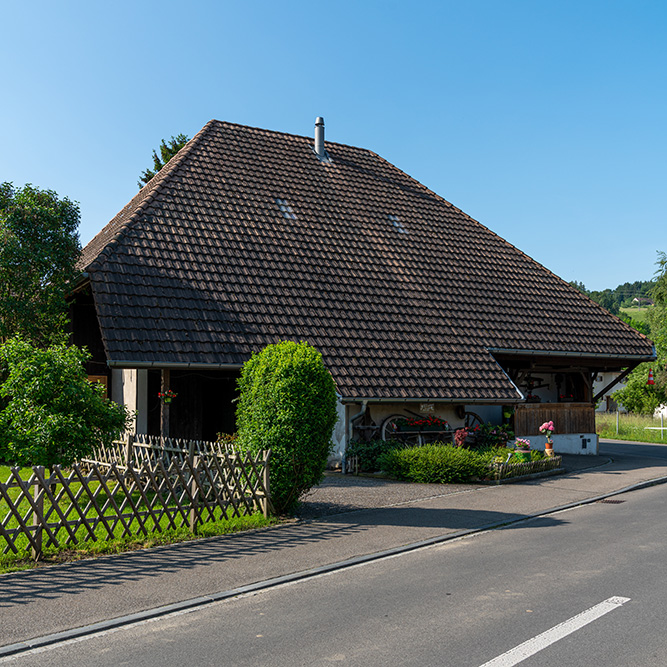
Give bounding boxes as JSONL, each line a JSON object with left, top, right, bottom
{"left": 80, "top": 120, "right": 655, "bottom": 401}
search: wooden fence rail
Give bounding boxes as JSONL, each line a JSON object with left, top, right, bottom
{"left": 0, "top": 435, "right": 271, "bottom": 560}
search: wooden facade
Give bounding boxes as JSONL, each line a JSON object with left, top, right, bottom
{"left": 514, "top": 402, "right": 595, "bottom": 436}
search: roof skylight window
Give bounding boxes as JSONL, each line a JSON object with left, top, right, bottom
{"left": 388, "top": 214, "right": 407, "bottom": 234}
{"left": 275, "top": 198, "right": 297, "bottom": 220}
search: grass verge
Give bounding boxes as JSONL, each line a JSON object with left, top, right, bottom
{"left": 596, "top": 412, "right": 667, "bottom": 444}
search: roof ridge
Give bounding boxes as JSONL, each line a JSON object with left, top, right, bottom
{"left": 210, "top": 118, "right": 385, "bottom": 155}
{"left": 81, "top": 120, "right": 218, "bottom": 272}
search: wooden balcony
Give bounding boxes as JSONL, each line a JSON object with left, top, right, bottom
{"left": 514, "top": 402, "right": 595, "bottom": 436}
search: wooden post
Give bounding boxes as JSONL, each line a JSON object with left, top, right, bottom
{"left": 188, "top": 439, "right": 196, "bottom": 466}
{"left": 189, "top": 455, "right": 200, "bottom": 533}
{"left": 124, "top": 433, "right": 134, "bottom": 470}
{"left": 32, "top": 467, "right": 44, "bottom": 561}
{"left": 160, "top": 369, "right": 170, "bottom": 438}
{"left": 262, "top": 451, "right": 271, "bottom": 518}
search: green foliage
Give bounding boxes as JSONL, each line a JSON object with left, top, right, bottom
{"left": 138, "top": 133, "right": 190, "bottom": 187}
{"left": 590, "top": 289, "right": 620, "bottom": 315}
{"left": 379, "top": 444, "right": 492, "bottom": 484}
{"left": 0, "top": 338, "right": 130, "bottom": 467}
{"left": 613, "top": 359, "right": 667, "bottom": 415}
{"left": 473, "top": 423, "right": 514, "bottom": 448}
{"left": 345, "top": 439, "right": 404, "bottom": 473}
{"left": 618, "top": 311, "right": 651, "bottom": 336}
{"left": 651, "top": 251, "right": 667, "bottom": 306}
{"left": 613, "top": 252, "right": 667, "bottom": 415}
{"left": 569, "top": 278, "right": 656, "bottom": 316}
{"left": 0, "top": 183, "right": 80, "bottom": 346}
{"left": 236, "top": 340, "right": 338, "bottom": 514}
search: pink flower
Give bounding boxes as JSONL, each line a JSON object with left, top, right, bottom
{"left": 539, "top": 421, "right": 554, "bottom": 433}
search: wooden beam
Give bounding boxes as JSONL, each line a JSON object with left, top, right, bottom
{"left": 593, "top": 364, "right": 639, "bottom": 403}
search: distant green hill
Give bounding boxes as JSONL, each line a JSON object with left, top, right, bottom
{"left": 620, "top": 306, "right": 651, "bottom": 324}
{"left": 569, "top": 279, "right": 655, "bottom": 316}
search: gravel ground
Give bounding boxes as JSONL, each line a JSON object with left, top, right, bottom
{"left": 296, "top": 473, "right": 481, "bottom": 519}
{"left": 295, "top": 454, "right": 609, "bottom": 520}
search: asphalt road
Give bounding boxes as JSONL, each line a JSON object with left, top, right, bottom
{"left": 600, "top": 438, "right": 667, "bottom": 460}
{"left": 6, "top": 477, "right": 667, "bottom": 666}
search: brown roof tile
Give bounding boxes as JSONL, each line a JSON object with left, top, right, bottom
{"left": 79, "top": 120, "right": 655, "bottom": 400}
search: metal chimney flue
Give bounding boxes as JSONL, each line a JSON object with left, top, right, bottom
{"left": 314, "top": 116, "right": 327, "bottom": 160}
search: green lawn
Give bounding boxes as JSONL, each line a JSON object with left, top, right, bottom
{"left": 596, "top": 411, "right": 667, "bottom": 443}
{"left": 0, "top": 463, "right": 273, "bottom": 573}
{"left": 620, "top": 306, "right": 651, "bottom": 323}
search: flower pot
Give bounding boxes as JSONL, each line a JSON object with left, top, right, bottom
{"left": 163, "top": 397, "right": 172, "bottom": 404}
{"left": 545, "top": 444, "right": 554, "bottom": 457}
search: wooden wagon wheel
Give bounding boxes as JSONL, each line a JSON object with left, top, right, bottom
{"left": 381, "top": 414, "right": 422, "bottom": 445}
{"left": 464, "top": 411, "right": 483, "bottom": 429}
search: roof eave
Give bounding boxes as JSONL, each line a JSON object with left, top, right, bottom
{"left": 487, "top": 347, "right": 657, "bottom": 362}
{"left": 107, "top": 360, "right": 243, "bottom": 370}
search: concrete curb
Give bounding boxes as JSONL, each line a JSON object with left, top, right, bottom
{"left": 3, "top": 472, "right": 667, "bottom": 659}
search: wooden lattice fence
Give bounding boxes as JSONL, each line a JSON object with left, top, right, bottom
{"left": 0, "top": 435, "right": 271, "bottom": 560}
{"left": 491, "top": 455, "right": 562, "bottom": 481}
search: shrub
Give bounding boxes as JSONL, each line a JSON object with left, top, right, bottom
{"left": 236, "top": 340, "right": 338, "bottom": 515}
{"left": 474, "top": 423, "right": 514, "bottom": 448}
{"left": 0, "top": 337, "right": 131, "bottom": 467}
{"left": 345, "top": 439, "right": 404, "bottom": 473}
{"left": 379, "top": 444, "right": 490, "bottom": 484}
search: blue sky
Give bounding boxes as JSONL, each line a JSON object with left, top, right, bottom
{"left": 2, "top": 0, "right": 665, "bottom": 291}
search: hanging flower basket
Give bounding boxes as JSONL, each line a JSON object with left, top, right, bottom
{"left": 158, "top": 389, "right": 177, "bottom": 404}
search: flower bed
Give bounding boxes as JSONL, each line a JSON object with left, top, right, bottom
{"left": 377, "top": 444, "right": 558, "bottom": 484}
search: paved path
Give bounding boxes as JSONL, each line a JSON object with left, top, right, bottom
{"left": 2, "top": 440, "right": 667, "bottom": 651}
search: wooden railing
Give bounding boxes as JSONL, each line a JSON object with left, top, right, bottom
{"left": 0, "top": 436, "right": 271, "bottom": 560}
{"left": 514, "top": 403, "right": 595, "bottom": 436}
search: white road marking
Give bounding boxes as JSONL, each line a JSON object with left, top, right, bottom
{"left": 479, "top": 596, "right": 631, "bottom": 667}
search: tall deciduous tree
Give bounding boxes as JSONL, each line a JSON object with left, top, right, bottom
{"left": 138, "top": 133, "right": 190, "bottom": 187}
{"left": 0, "top": 338, "right": 130, "bottom": 467}
{"left": 0, "top": 183, "right": 80, "bottom": 346}
{"left": 613, "top": 251, "right": 667, "bottom": 414}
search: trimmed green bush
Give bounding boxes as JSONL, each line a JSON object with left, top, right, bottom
{"left": 236, "top": 341, "right": 338, "bottom": 515}
{"left": 379, "top": 443, "right": 551, "bottom": 483}
{"left": 379, "top": 444, "right": 491, "bottom": 484}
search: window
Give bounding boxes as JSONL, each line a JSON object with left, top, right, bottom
{"left": 275, "top": 198, "right": 297, "bottom": 220}
{"left": 388, "top": 214, "right": 407, "bottom": 234}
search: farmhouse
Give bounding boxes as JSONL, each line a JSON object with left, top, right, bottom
{"left": 70, "top": 118, "right": 655, "bottom": 457}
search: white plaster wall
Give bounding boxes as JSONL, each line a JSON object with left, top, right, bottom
{"left": 593, "top": 372, "right": 627, "bottom": 413}
{"left": 520, "top": 433, "right": 598, "bottom": 455}
{"left": 328, "top": 396, "right": 347, "bottom": 466}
